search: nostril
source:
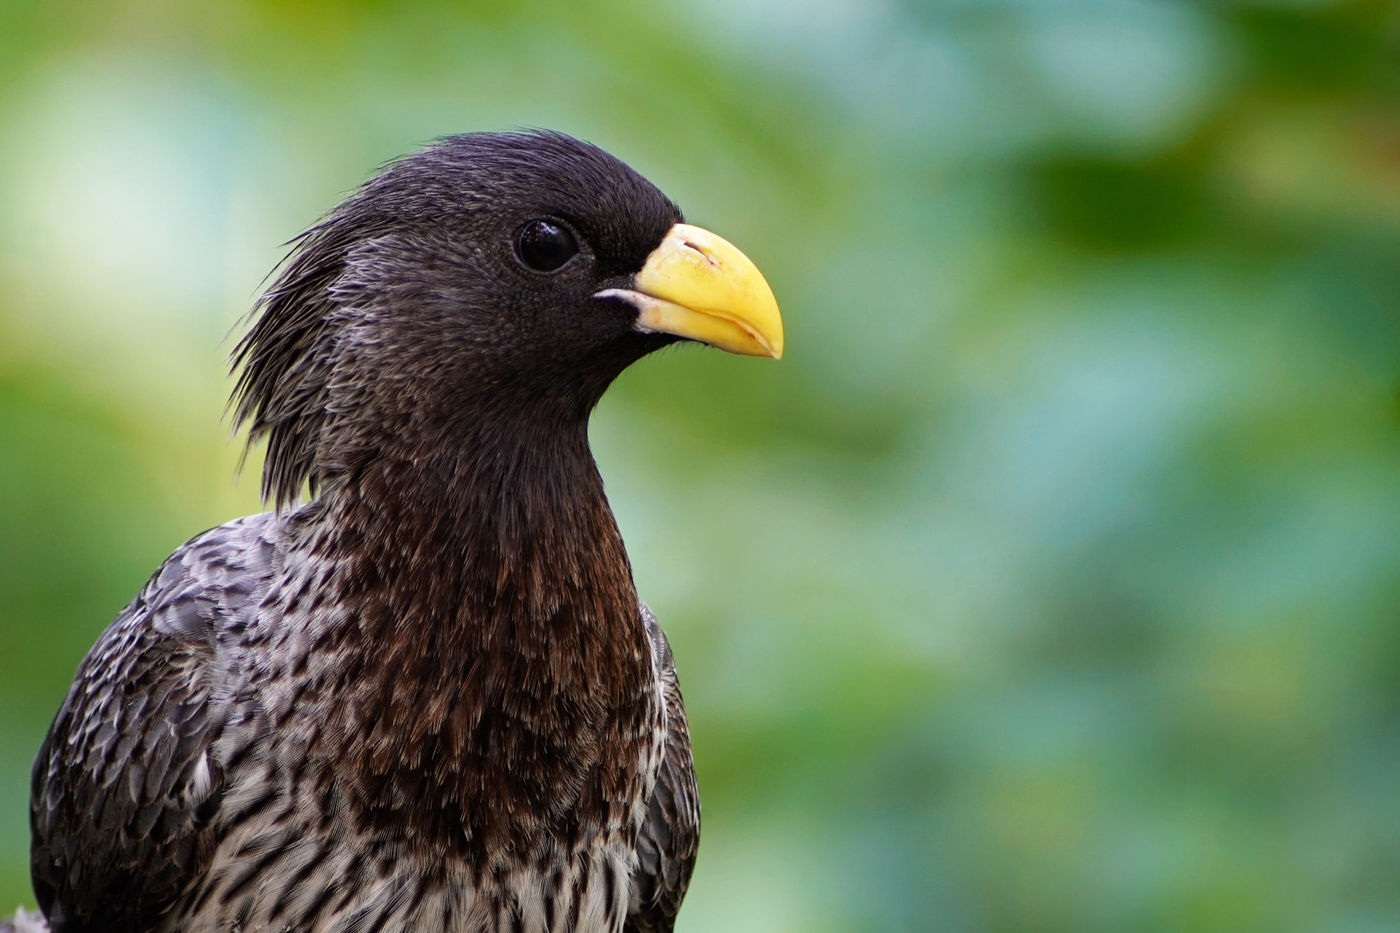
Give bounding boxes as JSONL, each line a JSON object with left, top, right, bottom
{"left": 682, "top": 240, "right": 719, "bottom": 267}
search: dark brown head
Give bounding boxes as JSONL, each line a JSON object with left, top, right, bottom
{"left": 231, "top": 131, "right": 782, "bottom": 508}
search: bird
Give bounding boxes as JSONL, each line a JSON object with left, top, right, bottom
{"left": 18, "top": 130, "right": 783, "bottom": 933}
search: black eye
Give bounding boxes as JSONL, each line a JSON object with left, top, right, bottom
{"left": 514, "top": 219, "right": 578, "bottom": 272}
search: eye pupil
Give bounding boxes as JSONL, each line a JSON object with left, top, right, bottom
{"left": 516, "top": 219, "right": 578, "bottom": 272}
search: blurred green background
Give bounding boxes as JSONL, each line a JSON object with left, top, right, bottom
{"left": 2, "top": 0, "right": 1399, "bottom": 930}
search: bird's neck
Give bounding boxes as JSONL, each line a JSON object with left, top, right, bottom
{"left": 286, "top": 413, "right": 657, "bottom": 862}
{"left": 321, "top": 414, "right": 634, "bottom": 614}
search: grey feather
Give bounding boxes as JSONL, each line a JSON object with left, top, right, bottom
{"left": 30, "top": 517, "right": 274, "bottom": 933}
{"left": 0, "top": 908, "right": 48, "bottom": 933}
{"left": 626, "top": 606, "right": 700, "bottom": 933}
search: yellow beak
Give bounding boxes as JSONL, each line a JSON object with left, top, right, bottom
{"left": 598, "top": 223, "right": 783, "bottom": 359}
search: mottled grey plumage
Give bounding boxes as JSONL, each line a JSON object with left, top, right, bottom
{"left": 23, "top": 132, "right": 713, "bottom": 933}
{"left": 31, "top": 515, "right": 696, "bottom": 933}
{"left": 629, "top": 608, "right": 700, "bottom": 933}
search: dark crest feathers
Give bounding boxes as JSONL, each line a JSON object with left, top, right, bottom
{"left": 230, "top": 223, "right": 347, "bottom": 509}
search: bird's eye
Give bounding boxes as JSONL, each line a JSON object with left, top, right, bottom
{"left": 514, "top": 219, "right": 579, "bottom": 272}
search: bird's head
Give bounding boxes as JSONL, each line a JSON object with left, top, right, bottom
{"left": 232, "top": 131, "right": 782, "bottom": 507}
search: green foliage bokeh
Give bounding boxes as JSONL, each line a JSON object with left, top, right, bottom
{"left": 2, "top": 1, "right": 1398, "bottom": 930}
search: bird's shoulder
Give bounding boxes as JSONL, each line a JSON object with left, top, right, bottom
{"left": 30, "top": 513, "right": 279, "bottom": 933}
{"left": 639, "top": 601, "right": 675, "bottom": 678}
{"left": 627, "top": 602, "right": 700, "bottom": 933}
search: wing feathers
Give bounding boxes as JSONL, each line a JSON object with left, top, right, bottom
{"left": 627, "top": 605, "right": 700, "bottom": 933}
{"left": 30, "top": 516, "right": 274, "bottom": 933}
